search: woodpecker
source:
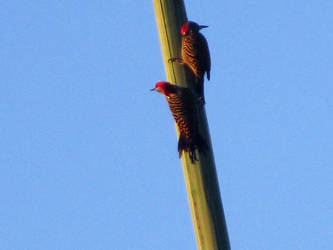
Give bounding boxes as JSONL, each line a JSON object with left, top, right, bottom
{"left": 151, "top": 81, "right": 207, "bottom": 162}
{"left": 169, "top": 21, "right": 211, "bottom": 103}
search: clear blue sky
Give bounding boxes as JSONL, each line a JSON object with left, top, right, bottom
{"left": 1, "top": 1, "right": 332, "bottom": 249}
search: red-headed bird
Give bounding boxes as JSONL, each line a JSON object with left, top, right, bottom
{"left": 151, "top": 81, "right": 207, "bottom": 162}
{"left": 169, "top": 21, "right": 211, "bottom": 104}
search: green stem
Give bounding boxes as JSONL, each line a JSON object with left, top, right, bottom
{"left": 153, "top": 1, "right": 231, "bottom": 249}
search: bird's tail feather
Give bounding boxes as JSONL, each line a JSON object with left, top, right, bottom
{"left": 178, "top": 132, "right": 207, "bottom": 163}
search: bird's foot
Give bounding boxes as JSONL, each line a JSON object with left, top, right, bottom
{"left": 168, "top": 57, "right": 183, "bottom": 64}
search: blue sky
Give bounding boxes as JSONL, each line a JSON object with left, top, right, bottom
{"left": 1, "top": 1, "right": 332, "bottom": 249}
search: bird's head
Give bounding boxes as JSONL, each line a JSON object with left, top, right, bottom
{"left": 180, "top": 21, "right": 208, "bottom": 35}
{"left": 151, "top": 81, "right": 177, "bottom": 97}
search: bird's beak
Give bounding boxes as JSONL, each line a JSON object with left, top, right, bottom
{"left": 150, "top": 88, "right": 156, "bottom": 91}
{"left": 199, "top": 25, "right": 208, "bottom": 29}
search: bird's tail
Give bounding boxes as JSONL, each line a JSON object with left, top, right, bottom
{"left": 178, "top": 132, "right": 208, "bottom": 163}
{"left": 184, "top": 66, "right": 205, "bottom": 104}
{"left": 194, "top": 76, "right": 205, "bottom": 104}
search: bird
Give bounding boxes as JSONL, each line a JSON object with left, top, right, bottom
{"left": 169, "top": 21, "right": 211, "bottom": 104}
{"left": 151, "top": 81, "right": 207, "bottom": 162}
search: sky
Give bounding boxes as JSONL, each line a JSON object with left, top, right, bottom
{"left": 1, "top": 0, "right": 332, "bottom": 249}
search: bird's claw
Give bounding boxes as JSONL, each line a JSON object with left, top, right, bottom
{"left": 168, "top": 57, "right": 176, "bottom": 63}
{"left": 168, "top": 57, "right": 182, "bottom": 64}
